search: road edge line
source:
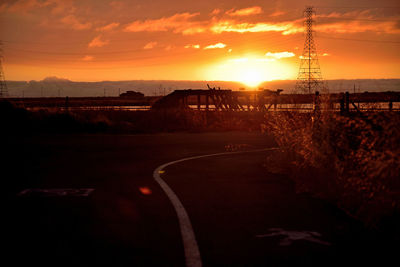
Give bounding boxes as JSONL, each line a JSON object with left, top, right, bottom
{"left": 153, "top": 147, "right": 279, "bottom": 267}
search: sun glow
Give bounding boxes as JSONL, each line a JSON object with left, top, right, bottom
{"left": 239, "top": 67, "right": 265, "bottom": 87}
{"left": 203, "top": 56, "right": 296, "bottom": 87}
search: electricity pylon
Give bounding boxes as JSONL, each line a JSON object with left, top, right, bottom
{"left": 0, "top": 41, "right": 8, "bottom": 98}
{"left": 295, "top": 6, "right": 325, "bottom": 94}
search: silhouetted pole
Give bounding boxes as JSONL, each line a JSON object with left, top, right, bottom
{"left": 340, "top": 93, "right": 345, "bottom": 114}
{"left": 197, "top": 95, "right": 201, "bottom": 110}
{"left": 314, "top": 91, "right": 320, "bottom": 114}
{"left": 345, "top": 92, "right": 350, "bottom": 112}
{"left": 0, "top": 41, "right": 8, "bottom": 98}
{"left": 65, "top": 96, "right": 69, "bottom": 112}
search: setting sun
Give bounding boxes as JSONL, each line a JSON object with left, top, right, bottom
{"left": 240, "top": 68, "right": 264, "bottom": 87}
{"left": 203, "top": 56, "right": 297, "bottom": 88}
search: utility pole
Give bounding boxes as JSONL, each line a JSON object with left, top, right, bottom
{"left": 0, "top": 41, "right": 8, "bottom": 98}
{"left": 295, "top": 7, "right": 325, "bottom": 94}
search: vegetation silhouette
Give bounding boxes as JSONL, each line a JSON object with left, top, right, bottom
{"left": 263, "top": 108, "right": 400, "bottom": 233}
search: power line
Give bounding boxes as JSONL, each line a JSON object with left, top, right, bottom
{"left": 318, "top": 35, "right": 400, "bottom": 44}
{"left": 317, "top": 16, "right": 399, "bottom": 22}
{"left": 315, "top": 6, "right": 400, "bottom": 9}
{"left": 5, "top": 47, "right": 145, "bottom": 55}
{"left": 3, "top": 33, "right": 303, "bottom": 57}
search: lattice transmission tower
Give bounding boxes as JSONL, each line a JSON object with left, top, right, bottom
{"left": 0, "top": 41, "right": 8, "bottom": 98}
{"left": 295, "top": 6, "right": 325, "bottom": 94}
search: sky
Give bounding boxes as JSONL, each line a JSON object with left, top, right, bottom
{"left": 1, "top": 0, "right": 399, "bottom": 86}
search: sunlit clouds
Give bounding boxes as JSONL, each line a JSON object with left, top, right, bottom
{"left": 265, "top": 52, "right": 295, "bottom": 59}
{"left": 121, "top": 6, "right": 400, "bottom": 36}
{"left": 124, "top": 12, "right": 204, "bottom": 35}
{"left": 204, "top": 43, "right": 227, "bottom": 49}
{"left": 143, "top": 42, "right": 157, "bottom": 49}
{"left": 122, "top": 9, "right": 303, "bottom": 36}
{"left": 185, "top": 44, "right": 201, "bottom": 49}
{"left": 209, "top": 20, "right": 301, "bottom": 35}
{"left": 226, "top": 6, "right": 263, "bottom": 17}
{"left": 88, "top": 35, "right": 109, "bottom": 47}
{"left": 1, "top": 0, "right": 399, "bottom": 81}
{"left": 97, "top": 22, "right": 120, "bottom": 32}
{"left": 82, "top": 55, "right": 94, "bottom": 61}
{"left": 315, "top": 21, "right": 400, "bottom": 34}
{"left": 61, "top": 14, "right": 92, "bottom": 30}
{"left": 270, "top": 11, "right": 286, "bottom": 17}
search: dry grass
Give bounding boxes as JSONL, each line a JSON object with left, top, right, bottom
{"left": 0, "top": 101, "right": 265, "bottom": 134}
{"left": 263, "top": 110, "right": 400, "bottom": 230}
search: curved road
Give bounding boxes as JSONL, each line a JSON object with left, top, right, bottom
{"left": 4, "top": 132, "right": 395, "bottom": 266}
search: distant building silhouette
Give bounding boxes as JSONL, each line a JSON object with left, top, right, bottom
{"left": 119, "top": 90, "right": 145, "bottom": 99}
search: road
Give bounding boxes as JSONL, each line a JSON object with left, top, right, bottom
{"left": 3, "top": 132, "right": 395, "bottom": 266}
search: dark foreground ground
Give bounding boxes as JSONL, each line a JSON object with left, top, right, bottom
{"left": 3, "top": 132, "right": 396, "bottom": 266}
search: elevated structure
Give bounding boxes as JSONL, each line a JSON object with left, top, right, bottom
{"left": 151, "top": 89, "right": 400, "bottom": 112}
{"left": 151, "top": 88, "right": 283, "bottom": 112}
{"left": 295, "top": 6, "right": 325, "bottom": 94}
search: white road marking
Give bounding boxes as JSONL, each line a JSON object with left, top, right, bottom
{"left": 153, "top": 147, "right": 279, "bottom": 267}
{"left": 256, "top": 228, "right": 331, "bottom": 246}
{"left": 17, "top": 188, "right": 95, "bottom": 197}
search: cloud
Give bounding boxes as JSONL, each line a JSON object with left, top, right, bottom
{"left": 97, "top": 22, "right": 120, "bottom": 32}
{"left": 122, "top": 7, "right": 399, "bottom": 37}
{"left": 226, "top": 6, "right": 263, "bottom": 17}
{"left": 61, "top": 14, "right": 92, "bottom": 30}
{"left": 270, "top": 11, "right": 286, "bottom": 17}
{"left": 1, "top": 0, "right": 51, "bottom": 13}
{"left": 88, "top": 35, "right": 109, "bottom": 47}
{"left": 211, "top": 9, "right": 221, "bottom": 15}
{"left": 184, "top": 44, "right": 200, "bottom": 49}
{"left": 204, "top": 43, "right": 226, "bottom": 49}
{"left": 82, "top": 55, "right": 94, "bottom": 61}
{"left": 49, "top": 0, "right": 76, "bottom": 15}
{"left": 315, "top": 21, "right": 400, "bottom": 34}
{"left": 210, "top": 20, "right": 302, "bottom": 35}
{"left": 315, "top": 10, "right": 400, "bottom": 34}
{"left": 1, "top": 0, "right": 76, "bottom": 15}
{"left": 124, "top": 12, "right": 203, "bottom": 34}
{"left": 317, "top": 9, "right": 376, "bottom": 19}
{"left": 143, "top": 42, "right": 157, "bottom": 49}
{"left": 265, "top": 51, "right": 295, "bottom": 59}
{"left": 123, "top": 9, "right": 303, "bottom": 36}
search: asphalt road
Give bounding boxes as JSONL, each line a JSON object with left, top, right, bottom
{"left": 3, "top": 132, "right": 395, "bottom": 266}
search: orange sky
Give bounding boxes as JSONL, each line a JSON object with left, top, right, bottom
{"left": 1, "top": 0, "right": 399, "bottom": 86}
